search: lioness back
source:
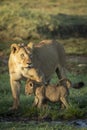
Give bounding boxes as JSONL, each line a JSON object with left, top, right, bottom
{"left": 32, "top": 40, "right": 66, "bottom": 81}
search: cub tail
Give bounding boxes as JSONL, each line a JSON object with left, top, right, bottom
{"left": 72, "top": 82, "right": 84, "bottom": 89}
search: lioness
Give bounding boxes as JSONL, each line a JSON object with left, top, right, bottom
{"left": 8, "top": 43, "right": 43, "bottom": 110}
{"left": 25, "top": 79, "right": 71, "bottom": 109}
{"left": 8, "top": 40, "right": 66, "bottom": 110}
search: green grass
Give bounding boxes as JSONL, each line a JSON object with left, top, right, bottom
{"left": 0, "top": 71, "right": 87, "bottom": 118}
{"left": 0, "top": 0, "right": 87, "bottom": 42}
{"left": 1, "top": 121, "right": 87, "bottom": 130}
{"left": 58, "top": 38, "right": 87, "bottom": 55}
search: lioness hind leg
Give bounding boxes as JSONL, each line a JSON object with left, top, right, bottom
{"left": 56, "top": 67, "right": 66, "bottom": 79}
{"left": 60, "top": 97, "right": 69, "bottom": 109}
{"left": 10, "top": 79, "right": 21, "bottom": 110}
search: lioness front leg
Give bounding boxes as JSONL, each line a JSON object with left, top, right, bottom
{"left": 10, "top": 79, "right": 21, "bottom": 110}
{"left": 37, "top": 97, "right": 44, "bottom": 109}
{"left": 33, "top": 96, "right": 39, "bottom": 107}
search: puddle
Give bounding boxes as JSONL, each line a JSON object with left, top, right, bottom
{"left": 0, "top": 116, "right": 87, "bottom": 128}
{"left": 69, "top": 119, "right": 87, "bottom": 128}
{"left": 51, "top": 119, "right": 87, "bottom": 128}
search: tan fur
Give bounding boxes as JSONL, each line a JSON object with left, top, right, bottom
{"left": 8, "top": 44, "right": 42, "bottom": 110}
{"left": 25, "top": 79, "right": 71, "bottom": 109}
{"left": 8, "top": 40, "right": 66, "bottom": 110}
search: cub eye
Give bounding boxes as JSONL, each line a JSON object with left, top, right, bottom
{"left": 29, "top": 82, "right": 33, "bottom": 88}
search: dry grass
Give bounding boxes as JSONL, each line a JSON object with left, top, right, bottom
{"left": 0, "top": 0, "right": 87, "bottom": 42}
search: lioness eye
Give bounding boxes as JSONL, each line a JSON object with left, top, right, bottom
{"left": 21, "top": 53, "right": 24, "bottom": 58}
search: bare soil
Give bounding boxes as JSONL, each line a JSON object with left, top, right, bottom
{"left": 67, "top": 55, "right": 87, "bottom": 64}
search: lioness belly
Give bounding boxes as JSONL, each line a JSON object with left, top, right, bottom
{"left": 34, "top": 46, "right": 59, "bottom": 81}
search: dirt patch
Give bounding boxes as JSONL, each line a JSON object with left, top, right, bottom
{"left": 67, "top": 55, "right": 87, "bottom": 64}
{"left": 0, "top": 112, "right": 87, "bottom": 128}
{"left": 66, "top": 55, "right": 87, "bottom": 74}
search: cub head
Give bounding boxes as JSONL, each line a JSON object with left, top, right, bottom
{"left": 10, "top": 42, "right": 34, "bottom": 68}
{"left": 25, "top": 79, "right": 43, "bottom": 95}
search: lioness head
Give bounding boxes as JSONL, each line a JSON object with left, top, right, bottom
{"left": 10, "top": 43, "right": 33, "bottom": 68}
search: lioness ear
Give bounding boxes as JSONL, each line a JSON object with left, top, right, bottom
{"left": 11, "top": 43, "right": 19, "bottom": 53}
{"left": 27, "top": 42, "right": 34, "bottom": 50}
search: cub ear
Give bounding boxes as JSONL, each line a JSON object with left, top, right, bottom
{"left": 27, "top": 42, "right": 34, "bottom": 50}
{"left": 66, "top": 79, "right": 72, "bottom": 88}
{"left": 11, "top": 43, "right": 19, "bottom": 53}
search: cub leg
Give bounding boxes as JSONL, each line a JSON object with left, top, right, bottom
{"left": 10, "top": 79, "right": 21, "bottom": 110}
{"left": 60, "top": 97, "right": 69, "bottom": 109}
{"left": 37, "top": 97, "right": 44, "bottom": 109}
{"left": 61, "top": 103, "right": 65, "bottom": 109}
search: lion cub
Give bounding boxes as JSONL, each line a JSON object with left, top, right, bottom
{"left": 25, "top": 79, "right": 72, "bottom": 109}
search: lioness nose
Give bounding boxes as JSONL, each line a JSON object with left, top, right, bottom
{"left": 27, "top": 62, "right": 33, "bottom": 68}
